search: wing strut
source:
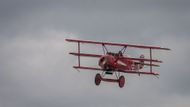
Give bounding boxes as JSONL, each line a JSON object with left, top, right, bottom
{"left": 150, "top": 48, "right": 152, "bottom": 73}
{"left": 78, "top": 42, "right": 80, "bottom": 67}
{"left": 119, "top": 46, "right": 127, "bottom": 54}
{"left": 102, "top": 44, "right": 108, "bottom": 55}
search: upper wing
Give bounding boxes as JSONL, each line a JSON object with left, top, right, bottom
{"left": 66, "top": 38, "right": 170, "bottom": 50}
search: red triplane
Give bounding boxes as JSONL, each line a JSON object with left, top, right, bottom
{"left": 66, "top": 39, "right": 170, "bottom": 88}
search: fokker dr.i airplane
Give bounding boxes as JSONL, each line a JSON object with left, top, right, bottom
{"left": 66, "top": 39, "right": 170, "bottom": 88}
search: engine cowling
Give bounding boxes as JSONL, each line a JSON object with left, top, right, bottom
{"left": 98, "top": 55, "right": 115, "bottom": 71}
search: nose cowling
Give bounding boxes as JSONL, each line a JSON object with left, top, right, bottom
{"left": 98, "top": 55, "right": 115, "bottom": 71}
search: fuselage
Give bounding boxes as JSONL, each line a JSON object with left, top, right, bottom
{"left": 98, "top": 53, "right": 132, "bottom": 71}
{"left": 98, "top": 53, "right": 144, "bottom": 71}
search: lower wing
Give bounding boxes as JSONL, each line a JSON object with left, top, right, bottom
{"left": 73, "top": 66, "right": 159, "bottom": 75}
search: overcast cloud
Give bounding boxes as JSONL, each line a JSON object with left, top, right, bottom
{"left": 0, "top": 0, "right": 190, "bottom": 107}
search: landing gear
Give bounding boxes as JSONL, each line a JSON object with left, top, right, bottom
{"left": 94, "top": 73, "right": 126, "bottom": 88}
{"left": 118, "top": 76, "right": 125, "bottom": 88}
{"left": 95, "top": 73, "right": 101, "bottom": 86}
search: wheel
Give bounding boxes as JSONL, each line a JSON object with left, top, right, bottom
{"left": 118, "top": 76, "right": 125, "bottom": 88}
{"left": 95, "top": 73, "right": 101, "bottom": 86}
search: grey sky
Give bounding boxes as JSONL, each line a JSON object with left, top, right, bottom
{"left": 0, "top": 0, "right": 190, "bottom": 107}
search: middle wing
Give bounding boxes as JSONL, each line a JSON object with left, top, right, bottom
{"left": 70, "top": 52, "right": 161, "bottom": 67}
{"left": 70, "top": 52, "right": 102, "bottom": 58}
